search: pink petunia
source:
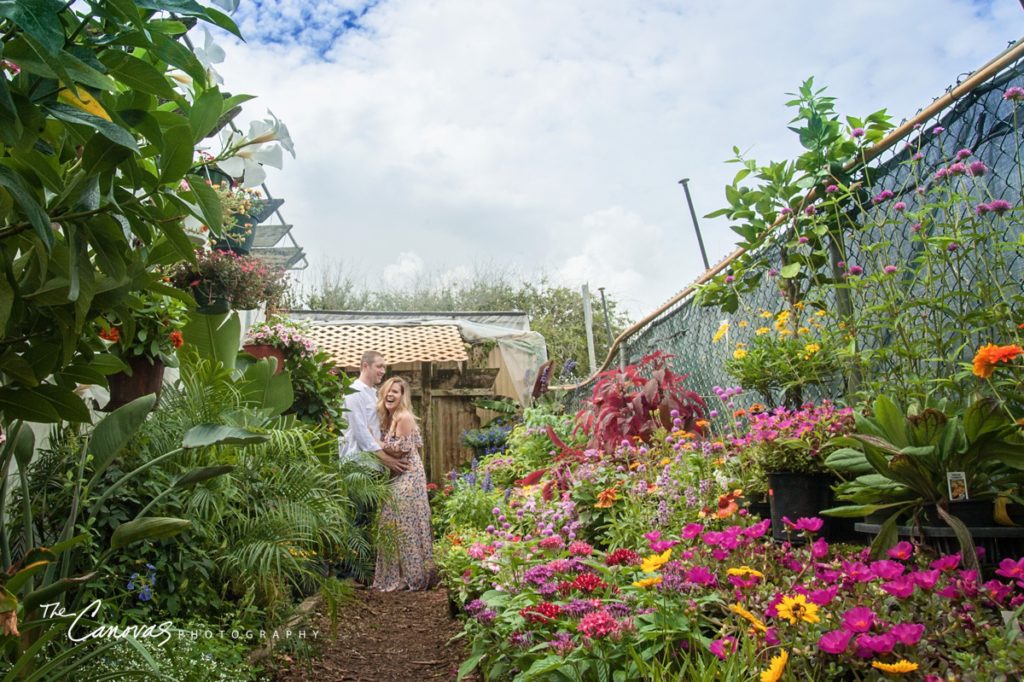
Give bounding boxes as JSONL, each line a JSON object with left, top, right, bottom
{"left": 808, "top": 585, "right": 838, "bottom": 606}
{"left": 888, "top": 623, "right": 925, "bottom": 646}
{"left": 931, "top": 555, "right": 961, "bottom": 572}
{"left": 871, "top": 560, "right": 906, "bottom": 581}
{"left": 856, "top": 632, "right": 896, "bottom": 657}
{"left": 842, "top": 606, "right": 876, "bottom": 633}
{"left": 818, "top": 628, "right": 854, "bottom": 655}
{"left": 995, "top": 557, "right": 1024, "bottom": 580}
{"left": 912, "top": 569, "right": 941, "bottom": 591}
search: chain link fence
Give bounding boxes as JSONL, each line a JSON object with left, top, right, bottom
{"left": 563, "top": 41, "right": 1024, "bottom": 412}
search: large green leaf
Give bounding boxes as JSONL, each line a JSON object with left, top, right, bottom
{"left": 102, "top": 51, "right": 176, "bottom": 98}
{"left": 872, "top": 395, "right": 908, "bottom": 447}
{"left": 23, "top": 572, "right": 98, "bottom": 613}
{"left": 189, "top": 88, "right": 225, "bottom": 142}
{"left": 182, "top": 311, "right": 240, "bottom": 369}
{"left": 88, "top": 394, "right": 157, "bottom": 485}
{"left": 823, "top": 447, "right": 871, "bottom": 475}
{"left": 0, "top": 0, "right": 65, "bottom": 54}
{"left": 110, "top": 517, "right": 191, "bottom": 549}
{"left": 44, "top": 103, "right": 139, "bottom": 151}
{"left": 173, "top": 465, "right": 234, "bottom": 488}
{"left": 34, "top": 384, "right": 91, "bottom": 423}
{"left": 239, "top": 361, "right": 294, "bottom": 416}
{"left": 181, "top": 424, "right": 269, "bottom": 449}
{"left": 0, "top": 387, "right": 61, "bottom": 423}
{"left": 186, "top": 173, "right": 223, "bottom": 232}
{"left": 964, "top": 397, "right": 1006, "bottom": 442}
{"left": 159, "top": 123, "right": 195, "bottom": 183}
{"left": 0, "top": 165, "right": 53, "bottom": 248}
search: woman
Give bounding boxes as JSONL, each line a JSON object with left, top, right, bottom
{"left": 371, "top": 376, "right": 436, "bottom": 591}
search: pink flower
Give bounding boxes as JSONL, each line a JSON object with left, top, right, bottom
{"left": 968, "top": 160, "right": 987, "bottom": 176}
{"left": 976, "top": 202, "right": 992, "bottom": 216}
{"left": 577, "top": 610, "right": 618, "bottom": 638}
{"left": 932, "top": 126, "right": 945, "bottom": 134}
{"left": 783, "top": 516, "right": 823, "bottom": 533}
{"left": 948, "top": 162, "right": 967, "bottom": 175}
{"left": 709, "top": 636, "right": 735, "bottom": 660}
{"left": 883, "top": 265, "right": 898, "bottom": 274}
{"left": 888, "top": 623, "right": 925, "bottom": 646}
{"left": 851, "top": 127, "right": 865, "bottom": 138}
{"left": 842, "top": 606, "right": 875, "bottom": 633}
{"left": 818, "top": 628, "right": 854, "bottom": 655}
{"left": 568, "top": 541, "right": 594, "bottom": 556}
{"left": 893, "top": 201, "right": 906, "bottom": 212}
{"left": 682, "top": 523, "right": 704, "bottom": 539}
{"left": 847, "top": 265, "right": 864, "bottom": 276}
{"left": 995, "top": 557, "right": 1024, "bottom": 580}
{"left": 685, "top": 566, "right": 718, "bottom": 587}
{"left": 989, "top": 199, "right": 1012, "bottom": 214}
{"left": 911, "top": 569, "right": 940, "bottom": 590}
{"left": 870, "top": 560, "right": 905, "bottom": 581}
{"left": 808, "top": 585, "right": 838, "bottom": 606}
{"left": 826, "top": 184, "right": 838, "bottom": 193}
{"left": 1004, "top": 86, "right": 1024, "bottom": 101}
{"left": 881, "top": 576, "right": 915, "bottom": 599}
{"left": 811, "top": 538, "right": 829, "bottom": 560}
{"left": 931, "top": 555, "right": 961, "bottom": 572}
{"left": 856, "top": 632, "right": 895, "bottom": 657}
{"left": 955, "top": 148, "right": 973, "bottom": 160}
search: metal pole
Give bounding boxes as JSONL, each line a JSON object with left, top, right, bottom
{"left": 679, "top": 178, "right": 711, "bottom": 271}
{"left": 597, "top": 287, "right": 614, "bottom": 348}
{"left": 581, "top": 283, "right": 597, "bottom": 375}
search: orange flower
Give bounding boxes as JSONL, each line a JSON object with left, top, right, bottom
{"left": 972, "top": 343, "right": 1024, "bottom": 378}
{"left": 594, "top": 487, "right": 618, "bottom": 508}
{"left": 169, "top": 330, "right": 184, "bottom": 349}
{"left": 99, "top": 327, "right": 121, "bottom": 343}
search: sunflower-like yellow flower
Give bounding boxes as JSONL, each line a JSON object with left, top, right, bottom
{"left": 776, "top": 594, "right": 820, "bottom": 625}
{"left": 760, "top": 650, "right": 788, "bottom": 682}
{"left": 759, "top": 310, "right": 774, "bottom": 319}
{"left": 756, "top": 326, "right": 771, "bottom": 336}
{"left": 727, "top": 566, "right": 765, "bottom": 579}
{"left": 797, "top": 326, "right": 810, "bottom": 335}
{"left": 712, "top": 321, "right": 730, "bottom": 343}
{"left": 871, "top": 660, "right": 919, "bottom": 674}
{"left": 738, "top": 320, "right": 749, "bottom": 328}
{"left": 632, "top": 576, "right": 663, "bottom": 589}
{"left": 640, "top": 549, "right": 672, "bottom": 573}
{"left": 815, "top": 309, "right": 827, "bottom": 317}
{"left": 728, "top": 603, "right": 768, "bottom": 632}
{"left": 733, "top": 348, "right": 748, "bottom": 360}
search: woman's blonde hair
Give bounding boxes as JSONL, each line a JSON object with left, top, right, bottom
{"left": 377, "top": 376, "right": 418, "bottom": 434}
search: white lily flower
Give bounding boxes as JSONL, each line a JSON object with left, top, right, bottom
{"left": 193, "top": 27, "right": 225, "bottom": 85}
{"left": 247, "top": 110, "right": 296, "bottom": 157}
{"left": 218, "top": 144, "right": 283, "bottom": 187}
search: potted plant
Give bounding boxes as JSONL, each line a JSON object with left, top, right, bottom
{"left": 823, "top": 395, "right": 1024, "bottom": 567}
{"left": 737, "top": 401, "right": 855, "bottom": 541}
{"left": 462, "top": 425, "right": 514, "bottom": 459}
{"left": 242, "top": 317, "right": 317, "bottom": 375}
{"left": 95, "top": 293, "right": 188, "bottom": 410}
{"left": 167, "top": 249, "right": 288, "bottom": 313}
{"left": 207, "top": 180, "right": 265, "bottom": 255}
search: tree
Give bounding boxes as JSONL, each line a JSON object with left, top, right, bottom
{"left": 299, "top": 262, "right": 631, "bottom": 379}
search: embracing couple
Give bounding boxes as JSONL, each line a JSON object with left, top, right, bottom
{"left": 339, "top": 351, "right": 435, "bottom": 591}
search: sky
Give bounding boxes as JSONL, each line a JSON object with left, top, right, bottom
{"left": 204, "top": 0, "right": 1021, "bottom": 318}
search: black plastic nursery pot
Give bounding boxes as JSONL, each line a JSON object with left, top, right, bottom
{"left": 768, "top": 472, "right": 848, "bottom": 543}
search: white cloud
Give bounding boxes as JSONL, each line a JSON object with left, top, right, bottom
{"left": 381, "top": 251, "right": 425, "bottom": 287}
{"left": 205, "top": 0, "right": 1020, "bottom": 318}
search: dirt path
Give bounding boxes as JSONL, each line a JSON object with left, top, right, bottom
{"left": 272, "top": 587, "right": 474, "bottom": 681}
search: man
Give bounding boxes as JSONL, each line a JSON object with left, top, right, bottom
{"left": 339, "top": 350, "right": 409, "bottom": 475}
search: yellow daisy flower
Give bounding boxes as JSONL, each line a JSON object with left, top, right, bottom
{"left": 641, "top": 549, "right": 672, "bottom": 573}
{"left": 756, "top": 326, "right": 771, "bottom": 336}
{"left": 733, "top": 348, "right": 748, "bottom": 360}
{"left": 760, "top": 650, "right": 788, "bottom": 682}
{"left": 759, "top": 310, "right": 774, "bottom": 319}
{"left": 712, "top": 321, "right": 730, "bottom": 343}
{"left": 776, "top": 594, "right": 820, "bottom": 625}
{"left": 727, "top": 566, "right": 765, "bottom": 578}
{"left": 871, "top": 660, "right": 919, "bottom": 674}
{"left": 632, "top": 576, "right": 663, "bottom": 589}
{"left": 728, "top": 603, "right": 767, "bottom": 632}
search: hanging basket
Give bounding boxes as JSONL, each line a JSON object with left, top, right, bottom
{"left": 213, "top": 218, "right": 257, "bottom": 255}
{"left": 106, "top": 356, "right": 165, "bottom": 411}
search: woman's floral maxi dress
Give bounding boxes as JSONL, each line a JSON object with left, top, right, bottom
{"left": 372, "top": 430, "right": 435, "bottom": 591}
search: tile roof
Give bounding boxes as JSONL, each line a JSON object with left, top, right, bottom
{"left": 304, "top": 323, "right": 469, "bottom": 367}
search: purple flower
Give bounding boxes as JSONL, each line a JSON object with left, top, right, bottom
{"left": 947, "top": 242, "right": 959, "bottom": 253}
{"left": 989, "top": 199, "right": 1012, "bottom": 214}
{"left": 889, "top": 623, "right": 925, "bottom": 646}
{"left": 724, "top": 275, "right": 735, "bottom": 284}
{"left": 818, "top": 629, "right": 854, "bottom": 655}
{"left": 803, "top": 205, "right": 817, "bottom": 216}
{"left": 976, "top": 202, "right": 992, "bottom": 216}
{"left": 893, "top": 201, "right": 906, "bottom": 212}
{"left": 872, "top": 190, "right": 895, "bottom": 205}
{"left": 851, "top": 127, "right": 865, "bottom": 138}
{"left": 798, "top": 236, "right": 809, "bottom": 244}
{"left": 842, "top": 606, "right": 876, "bottom": 633}
{"left": 779, "top": 207, "right": 792, "bottom": 216}
{"left": 955, "top": 148, "right": 973, "bottom": 160}
{"left": 968, "top": 161, "right": 987, "bottom": 176}
{"left": 911, "top": 222, "right": 922, "bottom": 233}
{"left": 912, "top": 151, "right": 924, "bottom": 160}
{"left": 932, "top": 126, "right": 945, "bottom": 134}
{"left": 883, "top": 265, "right": 898, "bottom": 274}
{"left": 826, "top": 184, "right": 838, "bottom": 193}
{"left": 1004, "top": 86, "right": 1024, "bottom": 101}
{"left": 768, "top": 267, "right": 779, "bottom": 277}
{"left": 856, "top": 632, "right": 896, "bottom": 657}
{"left": 847, "top": 265, "right": 864, "bottom": 276}
{"left": 948, "top": 162, "right": 967, "bottom": 175}
{"left": 934, "top": 167, "right": 949, "bottom": 181}
{"left": 783, "top": 516, "right": 823, "bottom": 533}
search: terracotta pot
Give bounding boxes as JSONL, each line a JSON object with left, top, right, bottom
{"left": 243, "top": 344, "right": 286, "bottom": 374}
{"left": 106, "top": 356, "right": 165, "bottom": 411}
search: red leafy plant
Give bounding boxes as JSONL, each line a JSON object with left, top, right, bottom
{"left": 575, "top": 351, "right": 707, "bottom": 452}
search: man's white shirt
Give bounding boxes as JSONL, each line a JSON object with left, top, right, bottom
{"left": 339, "top": 379, "right": 383, "bottom": 470}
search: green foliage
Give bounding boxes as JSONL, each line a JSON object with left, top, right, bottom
{"left": 0, "top": 0, "right": 242, "bottom": 423}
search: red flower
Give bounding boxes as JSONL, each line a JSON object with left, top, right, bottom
{"left": 605, "top": 548, "right": 641, "bottom": 566}
{"left": 169, "top": 330, "right": 184, "bottom": 349}
{"left": 519, "top": 602, "right": 562, "bottom": 624}
{"left": 99, "top": 327, "right": 121, "bottom": 343}
{"left": 571, "top": 573, "right": 607, "bottom": 593}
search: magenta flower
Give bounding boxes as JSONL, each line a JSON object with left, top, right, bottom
{"left": 996, "top": 557, "right": 1024, "bottom": 580}
{"left": 852, "top": 127, "right": 865, "bottom": 138}
{"left": 893, "top": 201, "right": 906, "bottom": 212}
{"left": 912, "top": 569, "right": 940, "bottom": 590}
{"left": 783, "top": 516, "right": 823, "bottom": 533}
{"left": 803, "top": 206, "right": 817, "bottom": 216}
{"left": 931, "top": 554, "right": 961, "bottom": 572}
{"left": 955, "top": 148, "right": 973, "bottom": 160}
{"left": 847, "top": 265, "right": 864, "bottom": 276}
{"left": 872, "top": 190, "right": 895, "bottom": 205}
{"left": 881, "top": 576, "right": 916, "bottom": 599}
{"left": 0, "top": 59, "right": 19, "bottom": 76}
{"left": 811, "top": 537, "right": 829, "bottom": 560}
{"left": 768, "top": 267, "right": 779, "bottom": 277}
{"left": 948, "top": 162, "right": 967, "bottom": 175}
{"left": 818, "top": 629, "right": 854, "bottom": 655}
{"left": 742, "top": 519, "right": 771, "bottom": 539}
{"left": 682, "top": 523, "right": 704, "bottom": 539}
{"left": 724, "top": 274, "right": 735, "bottom": 284}
{"left": 932, "top": 126, "right": 945, "bottom": 134}
{"left": 684, "top": 566, "right": 718, "bottom": 587}
{"left": 871, "top": 560, "right": 905, "bottom": 580}
{"left": 1004, "top": 86, "right": 1024, "bottom": 101}
{"left": 934, "top": 167, "right": 949, "bottom": 180}
{"left": 779, "top": 207, "right": 792, "bottom": 216}
{"left": 976, "top": 202, "right": 992, "bottom": 216}
{"left": 856, "top": 632, "right": 896, "bottom": 656}
{"left": 912, "top": 151, "right": 924, "bottom": 160}
{"left": 568, "top": 540, "right": 594, "bottom": 556}
{"left": 842, "top": 606, "right": 876, "bottom": 633}
{"left": 984, "top": 578, "right": 1014, "bottom": 603}
{"left": 947, "top": 242, "right": 959, "bottom": 253}
{"left": 887, "top": 541, "right": 913, "bottom": 560}
{"left": 968, "top": 160, "right": 987, "bottom": 176}
{"left": 826, "top": 184, "right": 838, "bottom": 193}
{"left": 808, "top": 585, "right": 838, "bottom": 606}
{"left": 577, "top": 610, "right": 618, "bottom": 638}
{"left": 650, "top": 539, "right": 677, "bottom": 553}
{"left": 889, "top": 623, "right": 925, "bottom": 646}
{"left": 709, "top": 636, "right": 735, "bottom": 660}
{"left": 989, "top": 199, "right": 1012, "bottom": 214}
{"left": 883, "top": 265, "right": 898, "bottom": 275}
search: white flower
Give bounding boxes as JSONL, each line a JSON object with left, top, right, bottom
{"left": 247, "top": 110, "right": 295, "bottom": 158}
{"left": 217, "top": 144, "right": 283, "bottom": 187}
{"left": 193, "top": 27, "right": 225, "bottom": 85}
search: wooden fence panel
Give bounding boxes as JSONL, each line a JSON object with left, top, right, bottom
{"left": 426, "top": 396, "right": 479, "bottom": 483}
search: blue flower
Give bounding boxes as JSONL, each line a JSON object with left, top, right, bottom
{"left": 138, "top": 586, "right": 152, "bottom": 602}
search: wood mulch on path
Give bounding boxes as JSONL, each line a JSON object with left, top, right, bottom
{"left": 272, "top": 586, "right": 477, "bottom": 682}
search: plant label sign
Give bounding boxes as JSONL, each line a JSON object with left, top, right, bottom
{"left": 947, "top": 471, "right": 969, "bottom": 501}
